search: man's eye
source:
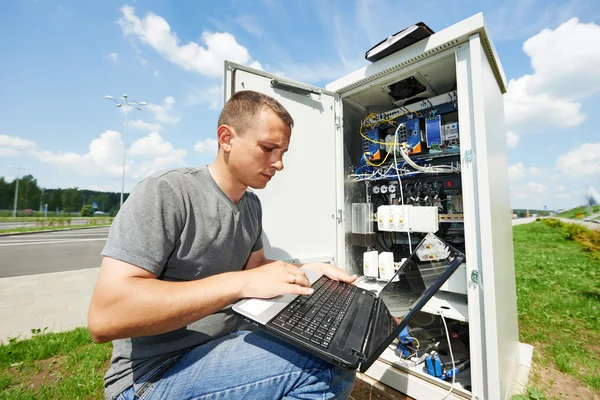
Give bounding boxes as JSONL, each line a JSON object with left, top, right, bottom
{"left": 261, "top": 146, "right": 274, "bottom": 152}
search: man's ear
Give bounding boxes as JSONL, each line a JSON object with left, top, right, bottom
{"left": 217, "top": 125, "right": 234, "bottom": 153}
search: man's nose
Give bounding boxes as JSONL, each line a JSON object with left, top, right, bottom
{"left": 272, "top": 156, "right": 284, "bottom": 171}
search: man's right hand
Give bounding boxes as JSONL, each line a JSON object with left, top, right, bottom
{"left": 238, "top": 261, "right": 314, "bottom": 299}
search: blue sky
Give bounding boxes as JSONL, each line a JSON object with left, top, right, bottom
{"left": 1, "top": 0, "right": 600, "bottom": 210}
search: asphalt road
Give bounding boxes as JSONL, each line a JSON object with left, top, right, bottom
{"left": 0, "top": 219, "right": 91, "bottom": 230}
{"left": 0, "top": 227, "right": 109, "bottom": 278}
{"left": 0, "top": 217, "right": 592, "bottom": 279}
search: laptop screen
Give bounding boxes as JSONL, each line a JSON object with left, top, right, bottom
{"left": 361, "top": 233, "right": 465, "bottom": 370}
{"left": 379, "top": 233, "right": 462, "bottom": 316}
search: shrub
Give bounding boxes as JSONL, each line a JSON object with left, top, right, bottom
{"left": 80, "top": 205, "right": 93, "bottom": 217}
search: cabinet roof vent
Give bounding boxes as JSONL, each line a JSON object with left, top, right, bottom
{"left": 336, "top": 39, "right": 460, "bottom": 94}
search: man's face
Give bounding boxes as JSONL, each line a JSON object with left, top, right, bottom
{"left": 228, "top": 109, "right": 291, "bottom": 189}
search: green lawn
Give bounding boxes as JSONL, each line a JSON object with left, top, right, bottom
{"left": 0, "top": 328, "right": 111, "bottom": 399}
{"left": 512, "top": 221, "right": 599, "bottom": 397}
{"left": 0, "top": 224, "right": 112, "bottom": 235}
{"left": 0, "top": 217, "right": 113, "bottom": 235}
{"left": 556, "top": 204, "right": 600, "bottom": 219}
{"left": 0, "top": 221, "right": 598, "bottom": 399}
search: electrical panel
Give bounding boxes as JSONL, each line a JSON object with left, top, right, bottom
{"left": 350, "top": 77, "right": 469, "bottom": 393}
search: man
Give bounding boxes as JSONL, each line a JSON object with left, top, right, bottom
{"left": 88, "top": 90, "right": 357, "bottom": 400}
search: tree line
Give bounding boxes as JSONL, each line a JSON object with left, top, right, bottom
{"left": 0, "top": 174, "right": 129, "bottom": 215}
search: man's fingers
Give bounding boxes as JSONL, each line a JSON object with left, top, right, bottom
{"left": 287, "top": 270, "right": 310, "bottom": 287}
{"left": 324, "top": 267, "right": 357, "bottom": 283}
{"left": 289, "top": 284, "right": 314, "bottom": 296}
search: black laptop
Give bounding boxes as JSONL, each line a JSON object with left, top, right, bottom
{"left": 232, "top": 233, "right": 465, "bottom": 372}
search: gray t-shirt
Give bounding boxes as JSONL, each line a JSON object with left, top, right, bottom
{"left": 100, "top": 167, "right": 263, "bottom": 400}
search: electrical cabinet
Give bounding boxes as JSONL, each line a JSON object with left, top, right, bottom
{"left": 223, "top": 13, "right": 531, "bottom": 400}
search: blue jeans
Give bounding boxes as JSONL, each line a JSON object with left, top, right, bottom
{"left": 116, "top": 330, "right": 356, "bottom": 400}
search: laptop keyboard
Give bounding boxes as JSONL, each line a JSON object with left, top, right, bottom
{"left": 268, "top": 276, "right": 358, "bottom": 349}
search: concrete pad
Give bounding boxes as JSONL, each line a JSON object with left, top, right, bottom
{"left": 0, "top": 268, "right": 98, "bottom": 343}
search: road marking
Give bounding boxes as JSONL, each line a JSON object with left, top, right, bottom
{"left": 0, "top": 237, "right": 108, "bottom": 243}
{"left": 1, "top": 233, "right": 109, "bottom": 239}
{"left": 0, "top": 238, "right": 108, "bottom": 247}
{"left": 0, "top": 231, "right": 110, "bottom": 239}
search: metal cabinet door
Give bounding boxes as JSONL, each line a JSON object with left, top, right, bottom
{"left": 223, "top": 62, "right": 340, "bottom": 265}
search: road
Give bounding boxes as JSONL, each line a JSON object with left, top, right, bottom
{"left": 0, "top": 217, "right": 592, "bottom": 279}
{"left": 0, "top": 227, "right": 108, "bottom": 278}
{"left": 0, "top": 219, "right": 92, "bottom": 230}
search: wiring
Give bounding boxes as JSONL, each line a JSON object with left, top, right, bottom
{"left": 391, "top": 124, "right": 413, "bottom": 254}
{"left": 439, "top": 312, "right": 456, "bottom": 400}
{"left": 399, "top": 334, "right": 422, "bottom": 363}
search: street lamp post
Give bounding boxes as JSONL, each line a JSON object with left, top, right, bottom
{"left": 10, "top": 166, "right": 26, "bottom": 218}
{"left": 105, "top": 94, "right": 147, "bottom": 209}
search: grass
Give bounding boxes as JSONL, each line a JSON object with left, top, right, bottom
{"left": 0, "top": 221, "right": 598, "bottom": 399}
{"left": 0, "top": 217, "right": 113, "bottom": 235}
{"left": 512, "top": 220, "right": 600, "bottom": 398}
{"left": 0, "top": 328, "right": 111, "bottom": 399}
{"left": 0, "top": 224, "right": 112, "bottom": 235}
{"left": 556, "top": 204, "right": 600, "bottom": 219}
{"left": 0, "top": 217, "right": 94, "bottom": 222}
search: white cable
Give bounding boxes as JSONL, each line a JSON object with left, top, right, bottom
{"left": 439, "top": 312, "right": 456, "bottom": 400}
{"left": 392, "top": 124, "right": 412, "bottom": 254}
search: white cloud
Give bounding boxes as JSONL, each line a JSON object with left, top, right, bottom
{"left": 119, "top": 5, "right": 261, "bottom": 77}
{"left": 34, "top": 130, "right": 187, "bottom": 181}
{"left": 129, "top": 132, "right": 186, "bottom": 159}
{"left": 506, "top": 131, "right": 519, "bottom": 148}
{"left": 511, "top": 181, "right": 547, "bottom": 200}
{"left": 194, "top": 138, "right": 218, "bottom": 154}
{"left": 509, "top": 162, "right": 543, "bottom": 181}
{"left": 146, "top": 96, "right": 180, "bottom": 124}
{"left": 555, "top": 142, "right": 600, "bottom": 177}
{"left": 525, "top": 18, "right": 600, "bottom": 99}
{"left": 185, "top": 85, "right": 221, "bottom": 110}
{"left": 505, "top": 75, "right": 585, "bottom": 133}
{"left": 140, "top": 57, "right": 148, "bottom": 66}
{"left": 107, "top": 52, "right": 119, "bottom": 64}
{"left": 129, "top": 120, "right": 163, "bottom": 132}
{"left": 529, "top": 167, "right": 542, "bottom": 175}
{"left": 0, "top": 148, "right": 20, "bottom": 157}
{"left": 556, "top": 185, "right": 565, "bottom": 191}
{"left": 505, "top": 18, "right": 600, "bottom": 134}
{"left": 0, "top": 134, "right": 36, "bottom": 150}
{"left": 0, "top": 134, "right": 36, "bottom": 157}
{"left": 248, "top": 60, "right": 264, "bottom": 71}
{"left": 526, "top": 182, "right": 547, "bottom": 195}
{"left": 153, "top": 70, "right": 160, "bottom": 77}
{"left": 509, "top": 163, "right": 526, "bottom": 181}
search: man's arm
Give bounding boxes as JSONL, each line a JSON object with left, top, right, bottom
{"left": 243, "top": 248, "right": 274, "bottom": 270}
{"left": 87, "top": 256, "right": 313, "bottom": 343}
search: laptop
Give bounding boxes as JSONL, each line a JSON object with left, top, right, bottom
{"left": 233, "top": 233, "right": 465, "bottom": 372}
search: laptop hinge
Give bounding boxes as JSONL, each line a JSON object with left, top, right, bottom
{"left": 351, "top": 348, "right": 367, "bottom": 363}
{"left": 359, "top": 297, "right": 381, "bottom": 359}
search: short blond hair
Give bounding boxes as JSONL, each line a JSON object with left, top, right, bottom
{"left": 218, "top": 90, "right": 294, "bottom": 134}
